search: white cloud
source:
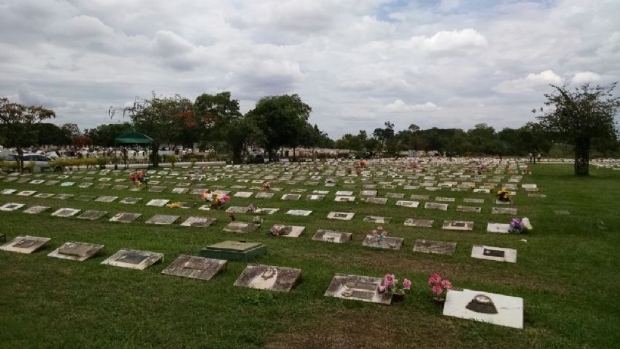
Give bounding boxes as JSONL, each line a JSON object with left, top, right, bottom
{"left": 385, "top": 100, "right": 438, "bottom": 112}
{"left": 570, "top": 71, "right": 602, "bottom": 85}
{"left": 494, "top": 70, "right": 564, "bottom": 94}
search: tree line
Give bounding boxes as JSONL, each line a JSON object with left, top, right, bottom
{"left": 2, "top": 82, "right": 619, "bottom": 175}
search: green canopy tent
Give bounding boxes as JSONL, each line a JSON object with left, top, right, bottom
{"left": 114, "top": 133, "right": 154, "bottom": 169}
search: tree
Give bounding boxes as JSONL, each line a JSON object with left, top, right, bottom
{"left": 224, "top": 116, "right": 265, "bottom": 163}
{"left": 86, "top": 122, "right": 134, "bottom": 147}
{"left": 246, "top": 94, "right": 312, "bottom": 161}
{"left": 193, "top": 92, "right": 242, "bottom": 148}
{"left": 536, "top": 83, "right": 620, "bottom": 175}
{"left": 0, "top": 97, "right": 55, "bottom": 172}
{"left": 110, "top": 93, "right": 194, "bottom": 167}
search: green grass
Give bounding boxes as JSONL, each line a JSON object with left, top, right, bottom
{"left": 1, "top": 163, "right": 619, "bottom": 349}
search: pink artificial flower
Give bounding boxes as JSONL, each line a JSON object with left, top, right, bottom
{"left": 372, "top": 229, "right": 378, "bottom": 235}
{"left": 383, "top": 231, "right": 388, "bottom": 236}
{"left": 441, "top": 279, "right": 452, "bottom": 290}
{"left": 384, "top": 274, "right": 395, "bottom": 287}
{"left": 403, "top": 279, "right": 411, "bottom": 290}
{"left": 428, "top": 273, "right": 442, "bottom": 285}
{"left": 377, "top": 285, "right": 386, "bottom": 293}
{"left": 432, "top": 285, "right": 444, "bottom": 296}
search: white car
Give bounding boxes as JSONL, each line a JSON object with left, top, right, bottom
{"left": 4, "top": 153, "right": 62, "bottom": 172}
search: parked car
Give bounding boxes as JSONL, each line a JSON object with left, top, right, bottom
{"left": 4, "top": 153, "right": 62, "bottom": 172}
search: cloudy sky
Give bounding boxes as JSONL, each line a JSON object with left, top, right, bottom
{"left": 1, "top": 0, "right": 619, "bottom": 138}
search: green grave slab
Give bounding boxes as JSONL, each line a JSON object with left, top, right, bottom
{"left": 200, "top": 240, "right": 267, "bottom": 262}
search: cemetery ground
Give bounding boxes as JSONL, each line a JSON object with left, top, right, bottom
{"left": 0, "top": 163, "right": 619, "bottom": 349}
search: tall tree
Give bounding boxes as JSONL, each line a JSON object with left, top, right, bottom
{"left": 86, "top": 122, "right": 134, "bottom": 147}
{"left": 536, "top": 83, "right": 620, "bottom": 175}
{"left": 246, "top": 94, "right": 311, "bottom": 161}
{"left": 193, "top": 92, "right": 242, "bottom": 147}
{"left": 0, "top": 97, "right": 55, "bottom": 172}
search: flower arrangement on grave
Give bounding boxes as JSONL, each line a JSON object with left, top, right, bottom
{"left": 166, "top": 202, "right": 182, "bottom": 208}
{"left": 360, "top": 160, "right": 368, "bottom": 168}
{"left": 270, "top": 225, "right": 292, "bottom": 236}
{"left": 130, "top": 170, "right": 148, "bottom": 186}
{"left": 229, "top": 213, "right": 235, "bottom": 221}
{"left": 496, "top": 188, "right": 510, "bottom": 202}
{"left": 252, "top": 215, "right": 263, "bottom": 224}
{"left": 428, "top": 273, "right": 452, "bottom": 302}
{"left": 247, "top": 204, "right": 256, "bottom": 212}
{"left": 262, "top": 181, "right": 270, "bottom": 191}
{"left": 508, "top": 217, "right": 533, "bottom": 234}
{"left": 371, "top": 226, "right": 388, "bottom": 246}
{"left": 201, "top": 190, "right": 230, "bottom": 210}
{"left": 325, "top": 177, "right": 335, "bottom": 184}
{"left": 377, "top": 274, "right": 411, "bottom": 301}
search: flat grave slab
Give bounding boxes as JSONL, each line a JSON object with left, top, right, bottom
{"left": 255, "top": 192, "right": 274, "bottom": 199}
{"left": 161, "top": 255, "right": 227, "bottom": 281}
{"left": 48, "top": 242, "right": 104, "bottom": 261}
{"left": 492, "top": 207, "right": 518, "bottom": 215}
{"left": 364, "top": 197, "right": 388, "bottom": 205}
{"left": 234, "top": 191, "right": 253, "bottom": 198}
{"left": 0, "top": 189, "right": 17, "bottom": 195}
{"left": 270, "top": 225, "right": 305, "bottom": 238}
{"left": 281, "top": 194, "right": 301, "bottom": 201}
{"left": 171, "top": 188, "right": 189, "bottom": 194}
{"left": 234, "top": 264, "right": 302, "bottom": 292}
{"left": 109, "top": 213, "right": 141, "bottom": 223}
{"left": 50, "top": 208, "right": 81, "bottom": 217}
{"left": 324, "top": 274, "right": 392, "bottom": 305}
{"left": 180, "top": 216, "right": 216, "bottom": 228}
{"left": 95, "top": 196, "right": 118, "bottom": 203}
{"left": 306, "top": 194, "right": 324, "bottom": 201}
{"left": 120, "top": 197, "right": 142, "bottom": 204}
{"left": 77, "top": 210, "right": 108, "bottom": 220}
{"left": 200, "top": 241, "right": 267, "bottom": 261}
{"left": 0, "top": 203, "right": 25, "bottom": 212}
{"left": 495, "top": 200, "right": 512, "bottom": 205}
{"left": 360, "top": 190, "right": 377, "bottom": 197}
{"left": 327, "top": 212, "right": 355, "bottom": 220}
{"left": 223, "top": 221, "right": 260, "bottom": 233}
{"left": 442, "top": 220, "right": 474, "bottom": 231}
{"left": 435, "top": 197, "right": 455, "bottom": 202}
{"left": 464, "top": 198, "right": 484, "bottom": 204}
{"left": 404, "top": 218, "right": 434, "bottom": 228}
{"left": 312, "top": 230, "right": 352, "bottom": 243}
{"left": 23, "top": 205, "right": 51, "bottom": 214}
{"left": 226, "top": 206, "right": 249, "bottom": 214}
{"left": 396, "top": 200, "right": 420, "bottom": 208}
{"left": 16, "top": 190, "right": 36, "bottom": 196}
{"left": 0, "top": 235, "right": 50, "bottom": 254}
{"left": 425, "top": 202, "right": 448, "bottom": 211}
{"left": 443, "top": 289, "right": 523, "bottom": 329}
{"left": 148, "top": 186, "right": 166, "bottom": 193}
{"left": 53, "top": 194, "right": 74, "bottom": 200}
{"left": 146, "top": 199, "right": 170, "bottom": 207}
{"left": 286, "top": 209, "right": 312, "bottom": 216}
{"left": 362, "top": 235, "right": 404, "bottom": 250}
{"left": 253, "top": 207, "right": 279, "bottom": 215}
{"left": 146, "top": 214, "right": 180, "bottom": 225}
{"left": 34, "top": 193, "right": 55, "bottom": 199}
{"left": 334, "top": 196, "right": 356, "bottom": 202}
{"left": 363, "top": 216, "right": 392, "bottom": 224}
{"left": 413, "top": 240, "right": 457, "bottom": 255}
{"left": 456, "top": 205, "right": 482, "bottom": 213}
{"left": 471, "top": 245, "right": 517, "bottom": 263}
{"left": 410, "top": 194, "right": 429, "bottom": 200}
{"left": 101, "top": 249, "right": 164, "bottom": 270}
{"left": 335, "top": 191, "right": 353, "bottom": 196}
{"left": 386, "top": 193, "right": 405, "bottom": 199}
{"left": 487, "top": 223, "right": 510, "bottom": 233}
{"left": 528, "top": 193, "right": 546, "bottom": 198}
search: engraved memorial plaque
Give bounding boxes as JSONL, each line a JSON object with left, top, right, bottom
{"left": 101, "top": 249, "right": 164, "bottom": 270}
{"left": 180, "top": 216, "right": 216, "bottom": 228}
{"left": 413, "top": 240, "right": 457, "bottom": 255}
{"left": 1, "top": 235, "right": 50, "bottom": 254}
{"left": 162, "top": 255, "right": 227, "bottom": 281}
{"left": 234, "top": 264, "right": 302, "bottom": 292}
{"left": 48, "top": 242, "right": 104, "bottom": 261}
{"left": 324, "top": 274, "right": 393, "bottom": 305}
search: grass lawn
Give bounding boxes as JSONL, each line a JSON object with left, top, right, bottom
{"left": 0, "top": 162, "right": 619, "bottom": 349}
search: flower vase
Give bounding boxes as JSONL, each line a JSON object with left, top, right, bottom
{"left": 433, "top": 297, "right": 445, "bottom": 306}
{"left": 375, "top": 238, "right": 383, "bottom": 248}
{"left": 392, "top": 292, "right": 405, "bottom": 303}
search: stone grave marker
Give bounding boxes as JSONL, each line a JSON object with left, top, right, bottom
{"left": 396, "top": 200, "right": 420, "bottom": 208}
{"left": 487, "top": 223, "right": 511, "bottom": 233}
{"left": 16, "top": 190, "right": 36, "bottom": 196}
{"left": 201, "top": 241, "right": 267, "bottom": 261}
{"left": 313, "top": 190, "right": 329, "bottom": 195}
{"left": 161, "top": 255, "right": 227, "bottom": 281}
{"left": 492, "top": 207, "right": 518, "bottom": 215}
{"left": 53, "top": 194, "right": 74, "bottom": 200}
{"left": 456, "top": 205, "right": 482, "bottom": 213}
{"left": 148, "top": 186, "right": 166, "bottom": 193}
{"left": 404, "top": 218, "right": 434, "bottom": 227}
{"left": 442, "top": 220, "right": 474, "bottom": 231}
{"left": 33, "top": 193, "right": 55, "bottom": 199}
{"left": 364, "top": 197, "right": 388, "bottom": 205}
{"left": 45, "top": 180, "right": 59, "bottom": 186}
{"left": 410, "top": 194, "right": 429, "bottom": 200}
{"left": 334, "top": 196, "right": 356, "bottom": 202}
{"left": 413, "top": 240, "right": 457, "bottom": 255}
{"left": 255, "top": 192, "right": 274, "bottom": 199}
{"left": 362, "top": 235, "right": 404, "bottom": 250}
{"left": 234, "top": 191, "right": 253, "bottom": 198}
{"left": 360, "top": 190, "right": 377, "bottom": 197}
{"left": 363, "top": 216, "right": 392, "bottom": 224}
{"left": 335, "top": 191, "right": 353, "bottom": 196}
{"left": 286, "top": 209, "right": 312, "bottom": 216}
{"left": 386, "top": 193, "right": 405, "bottom": 199}
{"left": 464, "top": 198, "right": 484, "bottom": 204}
{"left": 443, "top": 289, "right": 523, "bottom": 329}
{"left": 327, "top": 212, "right": 355, "bottom": 220}
{"left": 180, "top": 216, "right": 216, "bottom": 228}
{"left": 234, "top": 264, "right": 302, "bottom": 292}
{"left": 306, "top": 194, "right": 324, "bottom": 201}
{"left": 0, "top": 203, "right": 25, "bottom": 212}
{"left": 424, "top": 202, "right": 448, "bottom": 211}
{"left": 146, "top": 199, "right": 170, "bottom": 207}
{"left": 96, "top": 184, "right": 111, "bottom": 190}
{"left": 113, "top": 185, "right": 128, "bottom": 190}
{"left": 471, "top": 245, "right": 517, "bottom": 263}
{"left": 171, "top": 188, "right": 189, "bottom": 194}
{"left": 281, "top": 194, "right": 301, "bottom": 201}
{"left": 223, "top": 221, "right": 260, "bottom": 233}
{"left": 528, "top": 193, "right": 546, "bottom": 198}
{"left": 101, "top": 249, "right": 164, "bottom": 270}
{"left": 225, "top": 206, "right": 249, "bottom": 214}
{"left": 0, "top": 235, "right": 51, "bottom": 254}
{"left": 146, "top": 214, "right": 180, "bottom": 225}
{"left": 312, "top": 230, "right": 352, "bottom": 243}
{"left": 290, "top": 188, "right": 307, "bottom": 193}
{"left": 109, "top": 213, "right": 141, "bottom": 223}
{"left": 95, "top": 196, "right": 118, "bottom": 203}
{"left": 48, "top": 242, "right": 104, "bottom": 261}
{"left": 29, "top": 179, "right": 45, "bottom": 185}
{"left": 120, "top": 197, "right": 142, "bottom": 204}
{"left": 77, "top": 210, "right": 108, "bottom": 220}
{"left": 50, "top": 208, "right": 81, "bottom": 217}
{"left": 253, "top": 207, "right": 279, "bottom": 215}
{"left": 60, "top": 182, "right": 75, "bottom": 187}
{"left": 23, "top": 205, "right": 51, "bottom": 214}
{"left": 324, "top": 274, "right": 392, "bottom": 305}
{"left": 495, "top": 199, "right": 512, "bottom": 205}
{"left": 435, "top": 197, "right": 455, "bottom": 202}
{"left": 473, "top": 188, "right": 490, "bottom": 194}
{"left": 271, "top": 225, "right": 305, "bottom": 238}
